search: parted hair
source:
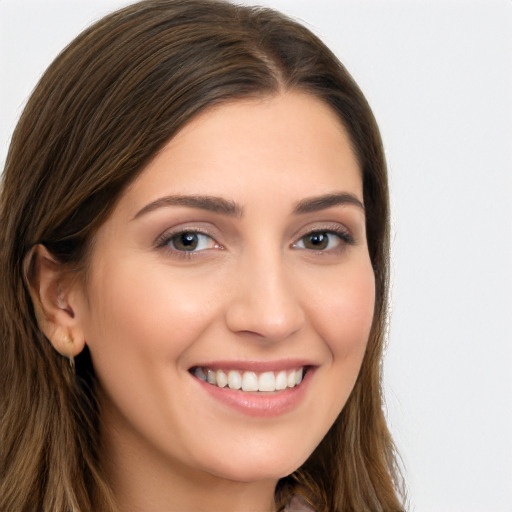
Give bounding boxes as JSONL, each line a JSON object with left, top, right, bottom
{"left": 0, "top": 1, "right": 405, "bottom": 510}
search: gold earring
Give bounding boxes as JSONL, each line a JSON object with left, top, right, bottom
{"left": 61, "top": 333, "right": 75, "bottom": 371}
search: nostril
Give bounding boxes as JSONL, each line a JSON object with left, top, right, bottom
{"left": 223, "top": 260, "right": 306, "bottom": 341}
{"left": 225, "top": 300, "right": 305, "bottom": 342}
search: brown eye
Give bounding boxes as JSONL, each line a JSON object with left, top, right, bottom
{"left": 302, "top": 232, "right": 329, "bottom": 250}
{"left": 168, "top": 232, "right": 213, "bottom": 252}
{"left": 294, "top": 230, "right": 350, "bottom": 251}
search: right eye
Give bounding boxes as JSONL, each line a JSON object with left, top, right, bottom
{"left": 161, "top": 231, "right": 218, "bottom": 252}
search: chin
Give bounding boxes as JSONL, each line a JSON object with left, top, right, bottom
{"left": 199, "top": 443, "right": 311, "bottom": 484}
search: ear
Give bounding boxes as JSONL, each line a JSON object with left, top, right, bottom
{"left": 25, "top": 244, "right": 86, "bottom": 359}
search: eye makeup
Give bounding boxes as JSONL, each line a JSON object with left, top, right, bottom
{"left": 154, "top": 225, "right": 224, "bottom": 260}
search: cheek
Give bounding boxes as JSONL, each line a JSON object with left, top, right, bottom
{"left": 79, "top": 261, "right": 227, "bottom": 447}
{"left": 289, "top": 260, "right": 375, "bottom": 454}
{"left": 82, "top": 261, "right": 223, "bottom": 363}
{"left": 309, "top": 261, "right": 376, "bottom": 360}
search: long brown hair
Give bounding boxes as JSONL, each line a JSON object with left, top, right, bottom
{"left": 0, "top": 1, "right": 405, "bottom": 510}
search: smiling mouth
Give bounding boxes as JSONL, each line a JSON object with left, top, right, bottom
{"left": 190, "top": 366, "right": 305, "bottom": 392}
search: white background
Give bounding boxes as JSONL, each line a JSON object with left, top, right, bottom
{"left": 1, "top": 1, "right": 511, "bottom": 510}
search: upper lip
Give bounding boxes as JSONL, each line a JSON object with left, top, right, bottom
{"left": 188, "top": 359, "right": 316, "bottom": 373}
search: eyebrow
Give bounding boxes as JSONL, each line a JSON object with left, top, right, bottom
{"left": 293, "top": 192, "right": 365, "bottom": 214}
{"left": 133, "top": 191, "right": 364, "bottom": 220}
{"left": 133, "top": 194, "right": 243, "bottom": 220}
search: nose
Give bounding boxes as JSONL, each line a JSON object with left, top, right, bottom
{"left": 224, "top": 251, "right": 306, "bottom": 342}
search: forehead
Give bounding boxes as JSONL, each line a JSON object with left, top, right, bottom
{"left": 117, "top": 91, "right": 362, "bottom": 218}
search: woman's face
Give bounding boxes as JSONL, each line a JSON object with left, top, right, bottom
{"left": 74, "top": 92, "right": 375, "bottom": 484}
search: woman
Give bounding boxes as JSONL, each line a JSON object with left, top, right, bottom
{"left": 0, "top": 1, "right": 405, "bottom": 510}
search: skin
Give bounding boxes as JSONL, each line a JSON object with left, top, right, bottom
{"left": 36, "top": 91, "right": 375, "bottom": 511}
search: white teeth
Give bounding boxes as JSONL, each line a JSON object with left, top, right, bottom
{"left": 193, "top": 367, "right": 306, "bottom": 392}
{"left": 216, "top": 369, "right": 228, "bottom": 388}
{"left": 228, "top": 370, "right": 242, "bottom": 390}
{"left": 258, "top": 371, "right": 276, "bottom": 392}
{"left": 206, "top": 369, "right": 217, "bottom": 385}
{"left": 275, "top": 370, "right": 288, "bottom": 390}
{"left": 241, "top": 371, "right": 258, "bottom": 392}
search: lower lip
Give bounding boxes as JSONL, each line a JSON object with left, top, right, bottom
{"left": 192, "top": 369, "right": 314, "bottom": 418}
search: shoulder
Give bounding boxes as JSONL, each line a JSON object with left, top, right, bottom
{"left": 285, "top": 495, "right": 316, "bottom": 512}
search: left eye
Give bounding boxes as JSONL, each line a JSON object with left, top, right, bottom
{"left": 294, "top": 231, "right": 343, "bottom": 251}
{"left": 166, "top": 232, "right": 215, "bottom": 252}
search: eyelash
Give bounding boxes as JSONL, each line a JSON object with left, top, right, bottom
{"left": 292, "top": 227, "right": 354, "bottom": 252}
{"left": 155, "top": 225, "right": 354, "bottom": 259}
{"left": 155, "top": 228, "right": 221, "bottom": 259}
